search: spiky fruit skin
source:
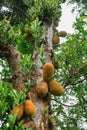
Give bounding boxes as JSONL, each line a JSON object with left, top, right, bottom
{"left": 25, "top": 28, "right": 30, "bottom": 34}
{"left": 54, "top": 19, "right": 58, "bottom": 27}
{"left": 54, "top": 61, "right": 60, "bottom": 68}
{"left": 10, "top": 104, "right": 24, "bottom": 121}
{"left": 24, "top": 28, "right": 33, "bottom": 42}
{"left": 58, "top": 31, "right": 67, "bottom": 37}
{"left": 52, "top": 35, "right": 60, "bottom": 44}
{"left": 36, "top": 81, "right": 48, "bottom": 97}
{"left": 24, "top": 100, "right": 36, "bottom": 117}
{"left": 24, "top": 28, "right": 32, "bottom": 37}
{"left": 9, "top": 83, "right": 14, "bottom": 89}
{"left": 48, "top": 80, "right": 64, "bottom": 96}
{"left": 42, "top": 63, "right": 54, "bottom": 81}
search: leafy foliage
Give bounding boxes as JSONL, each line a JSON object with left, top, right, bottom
{"left": 0, "top": 58, "right": 12, "bottom": 83}
{"left": 53, "top": 13, "right": 87, "bottom": 130}
{"left": 24, "top": 0, "right": 62, "bottom": 24}
{"left": 0, "top": 81, "right": 26, "bottom": 129}
{"left": 0, "top": 17, "right": 21, "bottom": 44}
{"left": 0, "top": 0, "right": 28, "bottom": 25}
{"left": 0, "top": 0, "right": 62, "bottom": 25}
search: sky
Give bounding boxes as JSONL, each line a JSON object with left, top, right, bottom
{"left": 56, "top": 2, "right": 77, "bottom": 43}
{"left": 58, "top": 2, "right": 77, "bottom": 33}
{"left": 0, "top": 66, "right": 2, "bottom": 72}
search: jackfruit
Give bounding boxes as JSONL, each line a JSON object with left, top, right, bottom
{"left": 54, "top": 61, "right": 60, "bottom": 68}
{"left": 9, "top": 83, "right": 14, "bottom": 89}
{"left": 10, "top": 104, "right": 24, "bottom": 121}
{"left": 52, "top": 35, "right": 60, "bottom": 44}
{"left": 54, "top": 18, "right": 59, "bottom": 27}
{"left": 24, "top": 100, "right": 36, "bottom": 117}
{"left": 24, "top": 28, "right": 34, "bottom": 42}
{"left": 48, "top": 80, "right": 64, "bottom": 96}
{"left": 36, "top": 81, "right": 48, "bottom": 97}
{"left": 25, "top": 28, "right": 30, "bottom": 34}
{"left": 58, "top": 31, "right": 67, "bottom": 37}
{"left": 42, "top": 63, "right": 54, "bottom": 81}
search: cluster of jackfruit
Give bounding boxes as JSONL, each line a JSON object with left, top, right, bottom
{"left": 10, "top": 100, "right": 36, "bottom": 121}
{"left": 36, "top": 63, "right": 64, "bottom": 97}
{"left": 52, "top": 31, "right": 67, "bottom": 45}
{"left": 10, "top": 63, "right": 64, "bottom": 121}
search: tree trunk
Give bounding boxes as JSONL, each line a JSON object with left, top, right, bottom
{"left": 29, "top": 22, "right": 56, "bottom": 130}
{"left": 8, "top": 45, "right": 25, "bottom": 92}
{"left": 0, "top": 41, "right": 25, "bottom": 92}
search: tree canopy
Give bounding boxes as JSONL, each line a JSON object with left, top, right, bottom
{"left": 0, "top": 0, "right": 87, "bottom": 130}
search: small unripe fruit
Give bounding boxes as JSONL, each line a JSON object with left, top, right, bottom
{"left": 25, "top": 28, "right": 30, "bottom": 34}
{"left": 54, "top": 61, "right": 60, "bottom": 68}
{"left": 58, "top": 31, "right": 67, "bottom": 37}
{"left": 52, "top": 35, "right": 60, "bottom": 44}
{"left": 54, "top": 19, "right": 59, "bottom": 27}
{"left": 36, "top": 81, "right": 48, "bottom": 97}
{"left": 10, "top": 104, "right": 24, "bottom": 121}
{"left": 9, "top": 83, "right": 14, "bottom": 89}
{"left": 24, "top": 100, "right": 36, "bottom": 117}
{"left": 24, "top": 28, "right": 34, "bottom": 42}
{"left": 43, "top": 63, "right": 54, "bottom": 81}
{"left": 48, "top": 80, "right": 64, "bottom": 96}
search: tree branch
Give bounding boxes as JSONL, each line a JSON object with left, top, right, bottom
{"left": 64, "top": 78, "right": 87, "bottom": 88}
{"left": 51, "top": 99, "right": 78, "bottom": 107}
{"left": 70, "top": 78, "right": 87, "bottom": 86}
{"left": 0, "top": 41, "right": 10, "bottom": 59}
{"left": 63, "top": 63, "right": 87, "bottom": 88}
{"left": 0, "top": 41, "right": 25, "bottom": 92}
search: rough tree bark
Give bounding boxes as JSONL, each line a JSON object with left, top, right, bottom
{"left": 29, "top": 22, "right": 55, "bottom": 130}
{"left": 0, "top": 41, "right": 25, "bottom": 92}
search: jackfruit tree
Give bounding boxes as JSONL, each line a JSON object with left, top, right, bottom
{"left": 0, "top": 0, "right": 87, "bottom": 130}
